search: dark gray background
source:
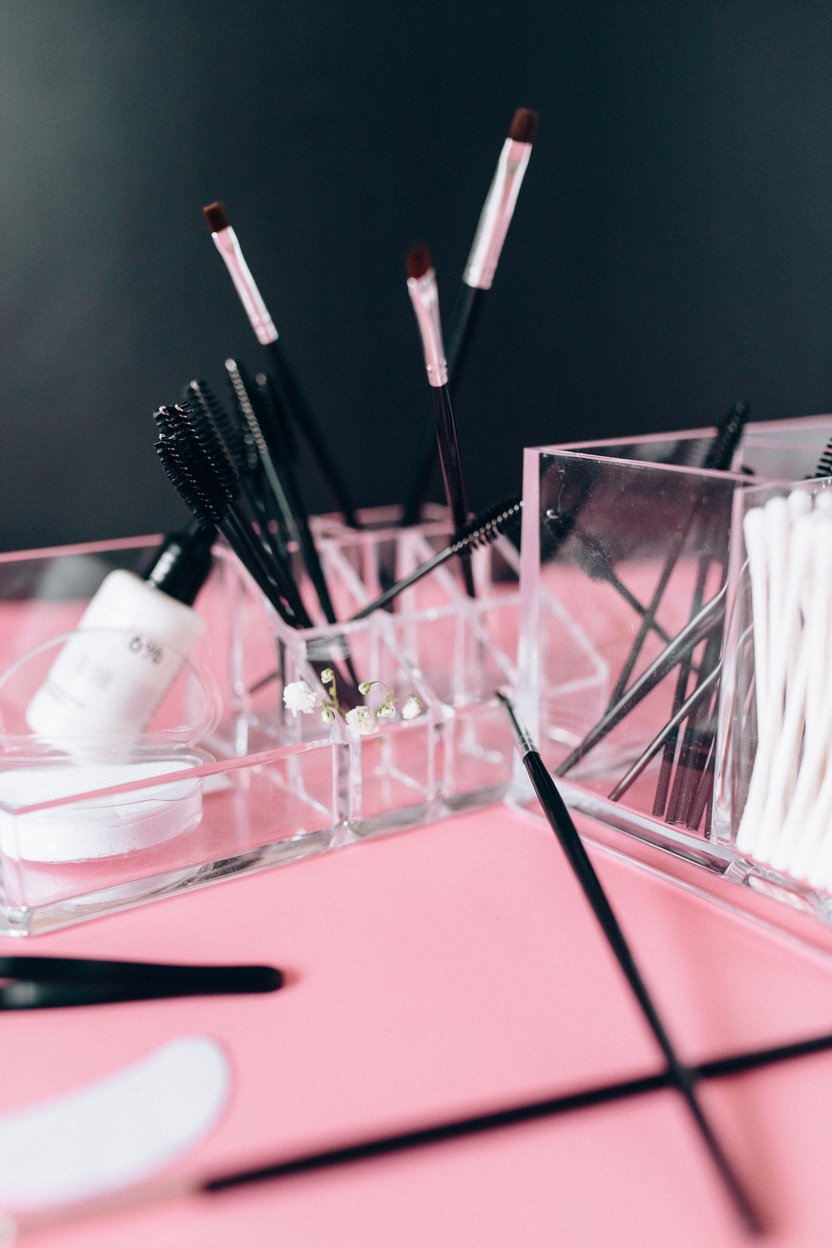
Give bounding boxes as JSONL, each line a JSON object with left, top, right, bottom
{"left": 2, "top": 1, "right": 831, "bottom": 550}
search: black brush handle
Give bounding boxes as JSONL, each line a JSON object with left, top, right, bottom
{"left": 516, "top": 742, "right": 762, "bottom": 1236}
{"left": 400, "top": 285, "right": 484, "bottom": 527}
{"left": 0, "top": 958, "right": 283, "bottom": 1009}
{"left": 556, "top": 588, "right": 726, "bottom": 777}
{"left": 266, "top": 341, "right": 360, "bottom": 528}
{"left": 430, "top": 384, "right": 476, "bottom": 598}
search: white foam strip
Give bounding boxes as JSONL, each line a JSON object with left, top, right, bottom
{"left": 0, "top": 1035, "right": 229, "bottom": 1210}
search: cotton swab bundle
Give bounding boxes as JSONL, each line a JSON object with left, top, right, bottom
{"left": 736, "top": 484, "right": 832, "bottom": 890}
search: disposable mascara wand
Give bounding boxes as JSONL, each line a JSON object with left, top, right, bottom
{"left": 202, "top": 201, "right": 359, "bottom": 527}
{"left": 497, "top": 692, "right": 764, "bottom": 1237}
{"left": 401, "top": 108, "right": 538, "bottom": 526}
{"left": 406, "top": 246, "right": 476, "bottom": 597}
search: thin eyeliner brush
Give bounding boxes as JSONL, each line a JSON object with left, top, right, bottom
{"left": 351, "top": 497, "right": 521, "bottom": 621}
{"left": 406, "top": 246, "right": 476, "bottom": 597}
{"left": 202, "top": 201, "right": 359, "bottom": 527}
{"left": 225, "top": 360, "right": 342, "bottom": 629}
{"left": 401, "top": 108, "right": 538, "bottom": 526}
{"left": 606, "top": 401, "right": 750, "bottom": 711}
{"left": 556, "top": 585, "right": 727, "bottom": 778}
{"left": 497, "top": 693, "right": 763, "bottom": 1237}
{"left": 21, "top": 1020, "right": 832, "bottom": 1242}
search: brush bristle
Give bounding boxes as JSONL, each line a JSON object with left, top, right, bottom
{"left": 406, "top": 245, "right": 433, "bottom": 281}
{"left": 814, "top": 438, "right": 832, "bottom": 478}
{"left": 452, "top": 497, "right": 522, "bottom": 553}
{"left": 509, "top": 108, "right": 539, "bottom": 144}
{"left": 203, "top": 201, "right": 230, "bottom": 233}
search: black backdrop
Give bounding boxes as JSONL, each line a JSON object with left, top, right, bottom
{"left": 2, "top": 0, "right": 832, "bottom": 550}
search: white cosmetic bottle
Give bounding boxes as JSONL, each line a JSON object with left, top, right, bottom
{"left": 26, "top": 525, "right": 215, "bottom": 743}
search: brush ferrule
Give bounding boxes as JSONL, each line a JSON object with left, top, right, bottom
{"left": 211, "top": 227, "right": 278, "bottom": 345}
{"left": 463, "top": 138, "right": 532, "bottom": 290}
{"left": 407, "top": 267, "right": 448, "bottom": 387}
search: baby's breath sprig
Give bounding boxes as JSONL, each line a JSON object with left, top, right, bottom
{"left": 283, "top": 670, "right": 422, "bottom": 736}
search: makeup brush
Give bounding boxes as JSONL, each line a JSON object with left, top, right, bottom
{"left": 154, "top": 402, "right": 312, "bottom": 629}
{"left": 556, "top": 585, "right": 727, "bottom": 778}
{"left": 351, "top": 496, "right": 521, "bottom": 620}
{"left": 225, "top": 360, "right": 342, "bottom": 631}
{"left": 202, "top": 201, "right": 359, "bottom": 527}
{"left": 406, "top": 245, "right": 476, "bottom": 597}
{"left": 606, "top": 401, "right": 750, "bottom": 711}
{"left": 401, "top": 108, "right": 538, "bottom": 525}
{"left": 497, "top": 692, "right": 763, "bottom": 1237}
{"left": 0, "top": 955, "right": 282, "bottom": 1009}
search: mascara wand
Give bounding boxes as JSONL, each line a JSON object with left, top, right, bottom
{"left": 406, "top": 246, "right": 476, "bottom": 597}
{"left": 202, "top": 201, "right": 360, "bottom": 527}
{"left": 401, "top": 108, "right": 538, "bottom": 526}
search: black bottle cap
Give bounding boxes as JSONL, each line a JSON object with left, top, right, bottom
{"left": 144, "top": 522, "right": 215, "bottom": 606}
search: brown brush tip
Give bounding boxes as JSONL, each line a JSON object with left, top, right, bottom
{"left": 203, "top": 201, "right": 229, "bottom": 233}
{"left": 509, "top": 108, "right": 539, "bottom": 143}
{"left": 406, "top": 245, "right": 433, "bottom": 281}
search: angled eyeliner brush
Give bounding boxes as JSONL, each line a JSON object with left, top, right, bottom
{"left": 497, "top": 692, "right": 763, "bottom": 1237}
{"left": 202, "top": 201, "right": 360, "bottom": 527}
{"left": 401, "top": 108, "right": 538, "bottom": 526}
{"left": 406, "top": 246, "right": 476, "bottom": 597}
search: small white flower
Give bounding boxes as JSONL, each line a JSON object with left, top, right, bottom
{"left": 345, "top": 705, "right": 378, "bottom": 736}
{"left": 376, "top": 701, "right": 395, "bottom": 720}
{"left": 358, "top": 681, "right": 372, "bottom": 695}
{"left": 321, "top": 705, "right": 336, "bottom": 724}
{"left": 283, "top": 680, "right": 320, "bottom": 716}
{"left": 320, "top": 668, "right": 334, "bottom": 686}
{"left": 401, "top": 696, "right": 422, "bottom": 721}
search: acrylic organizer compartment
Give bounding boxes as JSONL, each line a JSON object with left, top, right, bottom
{"left": 0, "top": 511, "right": 599, "bottom": 934}
{"left": 517, "top": 419, "right": 832, "bottom": 935}
{"left": 0, "top": 536, "right": 343, "bottom": 933}
{"left": 231, "top": 507, "right": 604, "bottom": 833}
{"left": 712, "top": 478, "right": 832, "bottom": 922}
{"left": 517, "top": 443, "right": 753, "bottom": 875}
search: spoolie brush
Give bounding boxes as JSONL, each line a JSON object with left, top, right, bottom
{"left": 405, "top": 245, "right": 476, "bottom": 597}
{"left": 352, "top": 497, "right": 521, "bottom": 620}
{"left": 155, "top": 403, "right": 310, "bottom": 630}
{"left": 245, "top": 497, "right": 522, "bottom": 695}
{"left": 401, "top": 108, "right": 538, "bottom": 525}
{"left": 202, "top": 201, "right": 359, "bottom": 526}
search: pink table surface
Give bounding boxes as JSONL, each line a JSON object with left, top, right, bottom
{"left": 2, "top": 803, "right": 832, "bottom": 1246}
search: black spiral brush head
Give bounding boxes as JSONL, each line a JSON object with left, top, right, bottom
{"left": 703, "top": 400, "right": 750, "bottom": 471}
{"left": 813, "top": 438, "right": 832, "bottom": 478}
{"left": 450, "top": 497, "right": 522, "bottom": 554}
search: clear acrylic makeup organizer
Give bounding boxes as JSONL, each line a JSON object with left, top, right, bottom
{"left": 516, "top": 413, "right": 832, "bottom": 934}
{"left": 0, "top": 507, "right": 604, "bottom": 934}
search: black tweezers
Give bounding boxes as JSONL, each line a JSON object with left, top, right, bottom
{"left": 0, "top": 956, "right": 283, "bottom": 1009}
